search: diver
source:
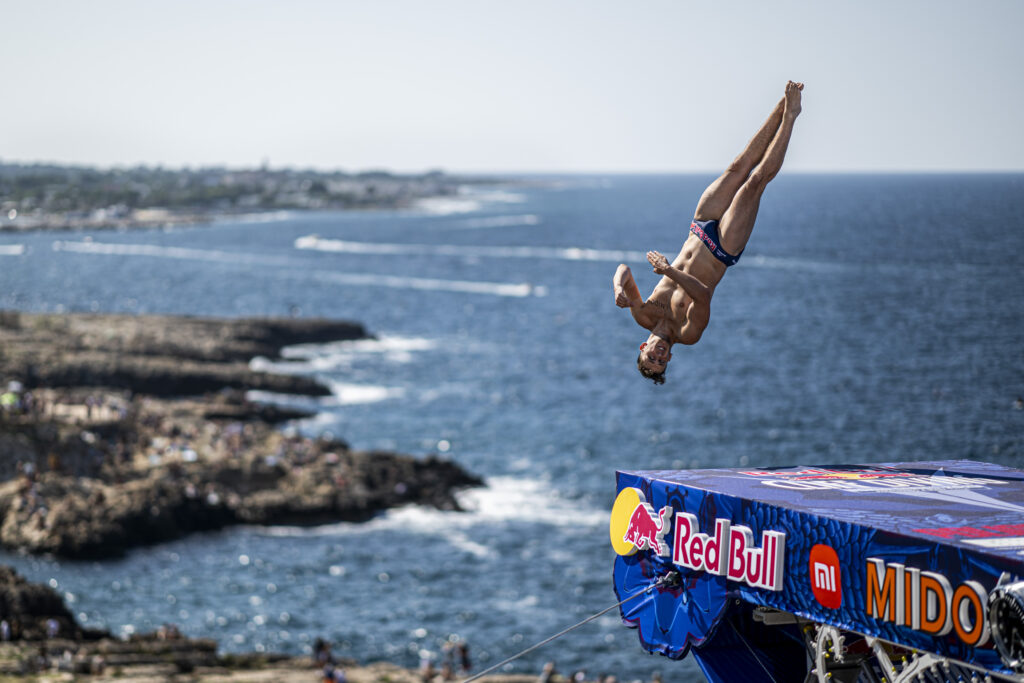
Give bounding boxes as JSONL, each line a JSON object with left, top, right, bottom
{"left": 614, "top": 81, "right": 803, "bottom": 384}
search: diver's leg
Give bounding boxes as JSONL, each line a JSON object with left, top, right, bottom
{"left": 717, "top": 81, "right": 802, "bottom": 255}
{"left": 693, "top": 96, "right": 785, "bottom": 222}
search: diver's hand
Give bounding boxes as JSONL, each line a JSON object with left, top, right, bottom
{"left": 647, "top": 251, "right": 670, "bottom": 274}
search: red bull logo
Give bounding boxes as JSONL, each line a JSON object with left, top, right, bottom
{"left": 609, "top": 488, "right": 786, "bottom": 591}
{"left": 690, "top": 222, "right": 718, "bottom": 255}
{"left": 609, "top": 488, "right": 672, "bottom": 557}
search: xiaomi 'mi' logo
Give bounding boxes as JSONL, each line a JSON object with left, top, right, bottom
{"left": 809, "top": 544, "right": 842, "bottom": 609}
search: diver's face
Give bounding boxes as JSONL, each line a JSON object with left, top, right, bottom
{"left": 639, "top": 337, "right": 672, "bottom": 372}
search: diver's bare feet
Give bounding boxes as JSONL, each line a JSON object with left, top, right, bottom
{"left": 785, "top": 81, "right": 803, "bottom": 117}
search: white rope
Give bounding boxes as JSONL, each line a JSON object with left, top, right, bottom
{"left": 460, "top": 573, "right": 677, "bottom": 683}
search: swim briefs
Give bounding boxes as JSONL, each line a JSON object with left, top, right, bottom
{"left": 689, "top": 219, "right": 742, "bottom": 267}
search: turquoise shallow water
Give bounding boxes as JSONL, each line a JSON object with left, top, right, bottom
{"left": 1, "top": 174, "right": 1022, "bottom": 681}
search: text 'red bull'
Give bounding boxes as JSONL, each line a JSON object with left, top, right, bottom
{"left": 673, "top": 513, "right": 786, "bottom": 591}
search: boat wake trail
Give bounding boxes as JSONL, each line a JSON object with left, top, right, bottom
{"left": 295, "top": 235, "right": 645, "bottom": 263}
{"left": 52, "top": 240, "right": 296, "bottom": 266}
{"left": 306, "top": 270, "right": 543, "bottom": 297}
{"left": 52, "top": 240, "right": 544, "bottom": 298}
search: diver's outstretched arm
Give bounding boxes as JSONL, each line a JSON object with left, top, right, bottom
{"left": 614, "top": 264, "right": 643, "bottom": 310}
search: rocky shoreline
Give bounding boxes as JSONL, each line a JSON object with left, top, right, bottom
{"left": 0, "top": 313, "right": 632, "bottom": 683}
{"left": 0, "top": 311, "right": 483, "bottom": 559}
{"left": 0, "top": 311, "right": 367, "bottom": 398}
{"left": 0, "top": 566, "right": 540, "bottom": 683}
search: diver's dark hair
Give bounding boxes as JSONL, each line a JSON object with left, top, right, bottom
{"left": 637, "top": 353, "right": 666, "bottom": 385}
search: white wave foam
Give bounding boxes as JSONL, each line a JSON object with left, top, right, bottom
{"left": 292, "top": 236, "right": 881, "bottom": 276}
{"left": 295, "top": 235, "right": 643, "bottom": 264}
{"left": 414, "top": 198, "right": 483, "bottom": 215}
{"left": 442, "top": 531, "right": 495, "bottom": 559}
{"left": 0, "top": 244, "right": 26, "bottom": 256}
{"left": 454, "top": 477, "right": 606, "bottom": 527}
{"left": 215, "top": 210, "right": 295, "bottom": 225}
{"left": 52, "top": 240, "right": 296, "bottom": 267}
{"left": 282, "top": 336, "right": 437, "bottom": 362}
{"left": 53, "top": 239, "right": 543, "bottom": 298}
{"left": 325, "top": 382, "right": 405, "bottom": 405}
{"left": 54, "top": 238, "right": 858, "bottom": 276}
{"left": 252, "top": 337, "right": 436, "bottom": 376}
{"left": 248, "top": 357, "right": 307, "bottom": 374}
{"left": 54, "top": 238, "right": 867, "bottom": 283}
{"left": 461, "top": 189, "right": 526, "bottom": 204}
{"left": 255, "top": 476, "right": 606, "bottom": 545}
{"left": 493, "top": 594, "right": 542, "bottom": 612}
{"left": 411, "top": 185, "right": 526, "bottom": 216}
{"left": 307, "top": 269, "right": 543, "bottom": 298}
{"left": 242, "top": 390, "right": 326, "bottom": 412}
{"left": 245, "top": 382, "right": 403, "bottom": 407}
{"left": 456, "top": 214, "right": 541, "bottom": 230}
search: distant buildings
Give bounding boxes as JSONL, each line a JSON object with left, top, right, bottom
{"left": 0, "top": 163, "right": 481, "bottom": 231}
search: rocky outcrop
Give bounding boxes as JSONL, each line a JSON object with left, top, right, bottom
{"left": 0, "top": 445, "right": 482, "bottom": 559}
{"left": 0, "top": 568, "right": 550, "bottom": 682}
{"left": 0, "top": 566, "right": 218, "bottom": 675}
{"left": 0, "top": 311, "right": 486, "bottom": 559}
{"left": 0, "top": 311, "right": 367, "bottom": 397}
{"left": 0, "top": 565, "right": 99, "bottom": 641}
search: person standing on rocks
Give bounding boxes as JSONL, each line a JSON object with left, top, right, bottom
{"left": 457, "top": 641, "right": 471, "bottom": 675}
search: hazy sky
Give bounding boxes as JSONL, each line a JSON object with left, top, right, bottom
{"left": 3, "top": 0, "right": 1023, "bottom": 173}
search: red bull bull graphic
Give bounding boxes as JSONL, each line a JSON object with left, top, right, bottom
{"left": 611, "top": 460, "right": 1024, "bottom": 682}
{"left": 622, "top": 498, "right": 672, "bottom": 556}
{"left": 609, "top": 487, "right": 672, "bottom": 557}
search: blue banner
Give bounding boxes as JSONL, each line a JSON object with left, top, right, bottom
{"left": 610, "top": 460, "right": 1024, "bottom": 678}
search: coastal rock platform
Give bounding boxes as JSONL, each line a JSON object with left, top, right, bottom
{"left": 0, "top": 566, "right": 543, "bottom": 682}
{"left": 0, "top": 312, "right": 483, "bottom": 559}
{"left": 0, "top": 311, "right": 368, "bottom": 397}
{"left": 1, "top": 567, "right": 537, "bottom": 683}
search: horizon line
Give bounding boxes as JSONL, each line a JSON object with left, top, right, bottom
{"left": 1, "top": 158, "right": 1023, "bottom": 176}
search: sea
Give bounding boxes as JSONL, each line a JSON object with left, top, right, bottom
{"left": 1, "top": 174, "right": 1022, "bottom": 682}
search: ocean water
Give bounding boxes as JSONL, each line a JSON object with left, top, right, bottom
{"left": 1, "top": 175, "right": 1023, "bottom": 682}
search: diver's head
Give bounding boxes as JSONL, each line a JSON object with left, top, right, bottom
{"left": 637, "top": 334, "right": 672, "bottom": 384}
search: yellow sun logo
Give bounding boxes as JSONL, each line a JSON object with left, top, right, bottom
{"left": 610, "top": 487, "right": 651, "bottom": 556}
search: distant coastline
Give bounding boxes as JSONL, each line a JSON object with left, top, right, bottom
{"left": 0, "top": 163, "right": 507, "bottom": 233}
